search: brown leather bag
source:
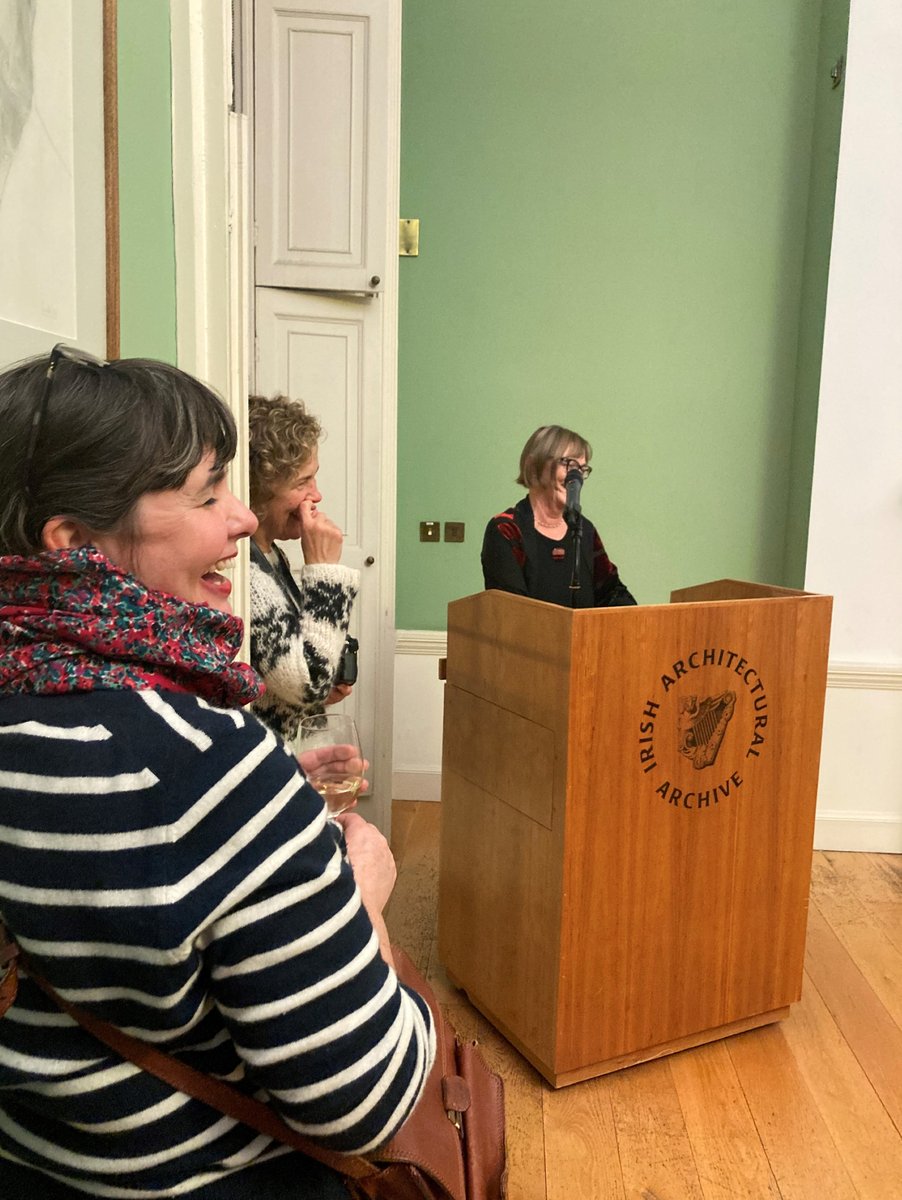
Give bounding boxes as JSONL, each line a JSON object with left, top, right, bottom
{"left": 0, "top": 921, "right": 17, "bottom": 1017}
{"left": 2, "top": 929, "right": 506, "bottom": 1200}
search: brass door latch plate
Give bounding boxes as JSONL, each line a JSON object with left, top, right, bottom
{"left": 400, "top": 219, "right": 420, "bottom": 256}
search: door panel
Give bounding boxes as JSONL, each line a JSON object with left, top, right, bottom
{"left": 254, "top": 285, "right": 389, "bottom": 816}
{"left": 254, "top": 0, "right": 388, "bottom": 292}
{"left": 254, "top": 287, "right": 378, "bottom": 575}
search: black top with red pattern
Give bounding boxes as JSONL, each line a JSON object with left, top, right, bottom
{"left": 481, "top": 495, "right": 636, "bottom": 609}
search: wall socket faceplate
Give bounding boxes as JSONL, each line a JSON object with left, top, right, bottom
{"left": 444, "top": 522, "right": 465, "bottom": 543}
{"left": 419, "top": 521, "right": 441, "bottom": 542}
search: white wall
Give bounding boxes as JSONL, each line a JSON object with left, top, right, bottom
{"left": 805, "top": 0, "right": 902, "bottom": 852}
{"left": 0, "top": 2, "right": 106, "bottom": 364}
{"left": 392, "top": 633, "right": 445, "bottom": 802}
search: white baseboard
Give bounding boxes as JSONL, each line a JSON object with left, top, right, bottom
{"left": 392, "top": 632, "right": 446, "bottom": 803}
{"left": 392, "top": 770, "right": 442, "bottom": 802}
{"left": 826, "top": 662, "right": 902, "bottom": 690}
{"left": 814, "top": 810, "right": 902, "bottom": 853}
{"left": 814, "top": 663, "right": 902, "bottom": 853}
{"left": 395, "top": 630, "right": 447, "bottom": 656}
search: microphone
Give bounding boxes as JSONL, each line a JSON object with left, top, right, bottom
{"left": 564, "top": 466, "right": 583, "bottom": 526}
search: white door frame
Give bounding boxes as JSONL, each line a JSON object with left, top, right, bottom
{"left": 169, "top": 0, "right": 401, "bottom": 834}
{"left": 170, "top": 0, "right": 251, "bottom": 635}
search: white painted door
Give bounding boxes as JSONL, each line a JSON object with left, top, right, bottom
{"left": 252, "top": 0, "right": 400, "bottom": 833}
{"left": 254, "top": 0, "right": 390, "bottom": 294}
{"left": 254, "top": 287, "right": 393, "bottom": 825}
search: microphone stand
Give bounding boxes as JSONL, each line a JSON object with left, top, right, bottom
{"left": 563, "top": 466, "right": 584, "bottom": 609}
{"left": 566, "top": 510, "right": 582, "bottom": 608}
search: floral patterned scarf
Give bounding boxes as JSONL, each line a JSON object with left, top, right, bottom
{"left": 0, "top": 547, "right": 262, "bottom": 708}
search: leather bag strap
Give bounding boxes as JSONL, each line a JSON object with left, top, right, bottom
{"left": 25, "top": 966, "right": 378, "bottom": 1184}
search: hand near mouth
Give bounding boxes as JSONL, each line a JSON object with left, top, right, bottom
{"left": 299, "top": 499, "right": 344, "bottom": 564}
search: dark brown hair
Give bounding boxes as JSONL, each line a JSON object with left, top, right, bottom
{"left": 0, "top": 352, "right": 237, "bottom": 555}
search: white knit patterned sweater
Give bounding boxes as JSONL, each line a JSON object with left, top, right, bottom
{"left": 249, "top": 542, "right": 359, "bottom": 743}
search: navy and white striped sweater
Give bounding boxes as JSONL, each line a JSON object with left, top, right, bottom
{"left": 0, "top": 688, "right": 433, "bottom": 1195}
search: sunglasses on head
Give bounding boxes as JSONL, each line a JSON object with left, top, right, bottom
{"left": 22, "top": 344, "right": 109, "bottom": 502}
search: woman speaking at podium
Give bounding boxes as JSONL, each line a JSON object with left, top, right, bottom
{"left": 481, "top": 424, "right": 636, "bottom": 609}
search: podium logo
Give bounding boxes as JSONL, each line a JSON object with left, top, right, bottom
{"left": 677, "top": 691, "right": 736, "bottom": 769}
{"left": 637, "top": 648, "right": 769, "bottom": 811}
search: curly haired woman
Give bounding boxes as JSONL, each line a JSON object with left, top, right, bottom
{"left": 248, "top": 394, "right": 359, "bottom": 743}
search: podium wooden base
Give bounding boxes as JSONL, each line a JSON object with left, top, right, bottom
{"left": 447, "top": 970, "right": 788, "bottom": 1086}
{"left": 438, "top": 583, "right": 831, "bottom": 1089}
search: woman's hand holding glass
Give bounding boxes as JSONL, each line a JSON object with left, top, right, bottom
{"left": 298, "top": 715, "right": 367, "bottom": 814}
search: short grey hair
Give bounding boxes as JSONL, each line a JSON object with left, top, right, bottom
{"left": 516, "top": 424, "right": 592, "bottom": 489}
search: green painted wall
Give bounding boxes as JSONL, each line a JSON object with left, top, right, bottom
{"left": 398, "top": 0, "right": 848, "bottom": 630}
{"left": 784, "top": 0, "right": 849, "bottom": 585}
{"left": 117, "top": 0, "right": 176, "bottom": 362}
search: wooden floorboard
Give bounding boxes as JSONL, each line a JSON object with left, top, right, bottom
{"left": 803, "top": 903, "right": 902, "bottom": 1133}
{"left": 669, "top": 1039, "right": 782, "bottom": 1200}
{"left": 811, "top": 852, "right": 902, "bottom": 1025}
{"left": 726, "top": 1022, "right": 858, "bottom": 1200}
{"left": 782, "top": 967, "right": 902, "bottom": 1197}
{"left": 607, "top": 1059, "right": 706, "bottom": 1200}
{"left": 543, "top": 1078, "right": 623, "bottom": 1200}
{"left": 384, "top": 803, "right": 902, "bottom": 1200}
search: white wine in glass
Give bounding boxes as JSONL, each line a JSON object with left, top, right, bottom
{"left": 298, "top": 714, "right": 364, "bottom": 815}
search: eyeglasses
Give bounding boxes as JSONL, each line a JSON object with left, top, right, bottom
{"left": 23, "top": 343, "right": 109, "bottom": 501}
{"left": 557, "top": 457, "right": 592, "bottom": 478}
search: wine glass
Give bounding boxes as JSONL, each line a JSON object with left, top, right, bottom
{"left": 298, "top": 714, "right": 364, "bottom": 815}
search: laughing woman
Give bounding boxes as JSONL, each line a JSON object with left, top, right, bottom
{"left": 0, "top": 350, "right": 432, "bottom": 1199}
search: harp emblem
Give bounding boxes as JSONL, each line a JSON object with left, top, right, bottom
{"left": 677, "top": 691, "right": 736, "bottom": 769}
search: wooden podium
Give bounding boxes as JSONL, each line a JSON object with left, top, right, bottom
{"left": 437, "top": 581, "right": 832, "bottom": 1087}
